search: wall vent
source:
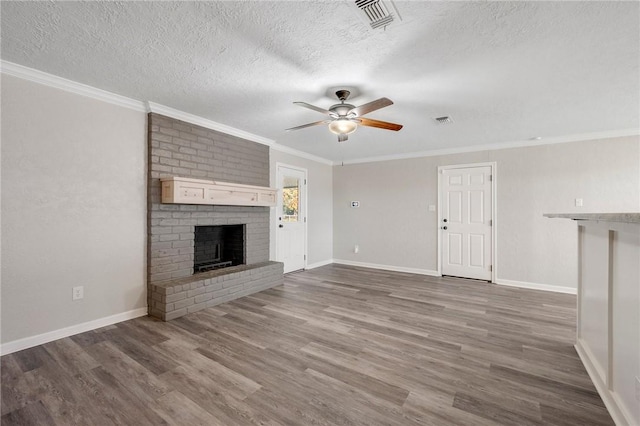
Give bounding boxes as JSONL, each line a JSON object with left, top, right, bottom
{"left": 354, "top": 0, "right": 400, "bottom": 30}
{"left": 434, "top": 116, "right": 454, "bottom": 124}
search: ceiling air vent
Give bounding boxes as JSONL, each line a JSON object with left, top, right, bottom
{"left": 434, "top": 116, "right": 454, "bottom": 124}
{"left": 354, "top": 0, "right": 400, "bottom": 30}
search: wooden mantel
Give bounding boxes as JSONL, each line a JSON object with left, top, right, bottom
{"left": 161, "top": 177, "right": 277, "bottom": 207}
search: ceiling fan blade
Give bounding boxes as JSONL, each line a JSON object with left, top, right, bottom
{"left": 358, "top": 117, "right": 403, "bottom": 131}
{"left": 293, "top": 102, "right": 332, "bottom": 115}
{"left": 285, "top": 120, "right": 329, "bottom": 131}
{"left": 349, "top": 97, "right": 393, "bottom": 117}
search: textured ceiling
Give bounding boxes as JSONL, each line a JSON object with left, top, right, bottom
{"left": 2, "top": 1, "right": 639, "bottom": 162}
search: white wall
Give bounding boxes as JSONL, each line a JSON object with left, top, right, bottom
{"left": 270, "top": 150, "right": 333, "bottom": 267}
{"left": 1, "top": 75, "right": 147, "bottom": 347}
{"left": 333, "top": 136, "right": 640, "bottom": 290}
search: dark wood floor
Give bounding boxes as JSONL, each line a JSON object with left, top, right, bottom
{"left": 2, "top": 265, "right": 613, "bottom": 425}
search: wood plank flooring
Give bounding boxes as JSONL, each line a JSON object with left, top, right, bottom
{"left": 1, "top": 265, "right": 613, "bottom": 425}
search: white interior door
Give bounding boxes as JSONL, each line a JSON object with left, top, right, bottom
{"left": 440, "top": 165, "right": 493, "bottom": 281}
{"left": 276, "top": 165, "right": 306, "bottom": 273}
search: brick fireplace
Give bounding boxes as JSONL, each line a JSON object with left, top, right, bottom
{"left": 147, "top": 113, "right": 283, "bottom": 320}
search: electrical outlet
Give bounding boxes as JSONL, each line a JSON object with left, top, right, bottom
{"left": 575, "top": 198, "right": 583, "bottom": 207}
{"left": 354, "top": 245, "right": 359, "bottom": 254}
{"left": 72, "top": 286, "right": 84, "bottom": 301}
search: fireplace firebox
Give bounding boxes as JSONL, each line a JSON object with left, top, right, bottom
{"left": 194, "top": 225, "right": 245, "bottom": 273}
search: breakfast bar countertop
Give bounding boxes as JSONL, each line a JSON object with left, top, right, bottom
{"left": 544, "top": 212, "right": 640, "bottom": 224}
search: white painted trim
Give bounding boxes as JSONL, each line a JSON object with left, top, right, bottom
{"left": 493, "top": 163, "right": 498, "bottom": 282}
{"left": 495, "top": 279, "right": 577, "bottom": 294}
{"left": 576, "top": 339, "right": 634, "bottom": 426}
{"left": 438, "top": 162, "right": 497, "bottom": 283}
{"left": 271, "top": 144, "right": 333, "bottom": 166}
{"left": 1, "top": 60, "right": 147, "bottom": 112}
{"left": 147, "top": 101, "right": 275, "bottom": 147}
{"left": 305, "top": 259, "right": 334, "bottom": 270}
{"left": 0, "top": 307, "right": 148, "bottom": 356}
{"left": 437, "top": 173, "right": 442, "bottom": 277}
{"left": 339, "top": 129, "right": 640, "bottom": 165}
{"left": 333, "top": 259, "right": 440, "bottom": 277}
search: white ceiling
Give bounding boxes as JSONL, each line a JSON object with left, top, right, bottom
{"left": 2, "top": 1, "right": 639, "bottom": 163}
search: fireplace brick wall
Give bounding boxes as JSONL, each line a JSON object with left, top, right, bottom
{"left": 147, "top": 113, "right": 282, "bottom": 320}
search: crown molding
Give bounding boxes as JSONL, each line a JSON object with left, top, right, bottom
{"left": 270, "top": 143, "right": 334, "bottom": 165}
{"left": 339, "top": 128, "right": 640, "bottom": 165}
{"left": 0, "top": 60, "right": 147, "bottom": 112}
{"left": 147, "top": 101, "right": 275, "bottom": 147}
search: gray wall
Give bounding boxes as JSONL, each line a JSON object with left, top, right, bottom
{"left": 1, "top": 74, "right": 147, "bottom": 344}
{"left": 333, "top": 136, "right": 640, "bottom": 290}
{"left": 2, "top": 70, "right": 636, "bottom": 347}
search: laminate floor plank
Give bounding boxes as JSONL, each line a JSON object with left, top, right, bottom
{"left": 1, "top": 400, "right": 55, "bottom": 426}
{"left": 84, "top": 341, "right": 172, "bottom": 403}
{"left": 452, "top": 392, "right": 542, "bottom": 426}
{"left": 151, "top": 391, "right": 228, "bottom": 426}
{"left": 35, "top": 364, "right": 115, "bottom": 425}
{"left": 103, "top": 331, "right": 179, "bottom": 376}
{"left": 157, "top": 365, "right": 268, "bottom": 426}
{"left": 131, "top": 317, "right": 212, "bottom": 350}
{"left": 11, "top": 346, "right": 54, "bottom": 373}
{"left": 1, "top": 265, "right": 614, "bottom": 425}
{"left": 76, "top": 366, "right": 169, "bottom": 425}
{"left": 154, "top": 339, "right": 261, "bottom": 400}
{"left": 402, "top": 389, "right": 501, "bottom": 426}
{"left": 41, "top": 338, "right": 100, "bottom": 376}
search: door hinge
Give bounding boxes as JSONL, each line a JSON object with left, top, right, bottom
{"left": 489, "top": 174, "right": 493, "bottom": 181}
{"left": 489, "top": 219, "right": 492, "bottom": 226}
{"left": 489, "top": 265, "right": 493, "bottom": 272}
{"left": 304, "top": 179, "right": 307, "bottom": 185}
{"left": 304, "top": 217, "right": 307, "bottom": 223}
{"left": 304, "top": 255, "right": 306, "bottom": 260}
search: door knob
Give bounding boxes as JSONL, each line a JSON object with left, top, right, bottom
{"left": 443, "top": 219, "right": 448, "bottom": 223}
{"left": 279, "top": 224, "right": 284, "bottom": 228}
{"left": 441, "top": 226, "right": 448, "bottom": 230}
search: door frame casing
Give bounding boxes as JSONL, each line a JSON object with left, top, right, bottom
{"left": 437, "top": 162, "right": 497, "bottom": 282}
{"left": 275, "top": 162, "right": 308, "bottom": 271}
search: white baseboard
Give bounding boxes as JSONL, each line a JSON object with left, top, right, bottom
{"left": 305, "top": 259, "right": 334, "bottom": 270}
{"left": 333, "top": 259, "right": 440, "bottom": 277}
{"left": 0, "top": 307, "right": 148, "bottom": 356}
{"left": 495, "top": 278, "right": 577, "bottom": 294}
{"left": 303, "top": 262, "right": 576, "bottom": 295}
{"left": 575, "top": 339, "right": 635, "bottom": 426}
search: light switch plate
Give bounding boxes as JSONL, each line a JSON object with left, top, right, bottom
{"left": 351, "top": 201, "right": 360, "bottom": 208}
{"left": 575, "top": 198, "right": 583, "bottom": 207}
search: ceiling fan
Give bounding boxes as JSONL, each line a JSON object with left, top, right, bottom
{"left": 286, "top": 90, "right": 403, "bottom": 142}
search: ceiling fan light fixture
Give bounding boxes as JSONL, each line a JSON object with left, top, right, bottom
{"left": 288, "top": 90, "right": 402, "bottom": 141}
{"left": 328, "top": 118, "right": 358, "bottom": 135}
{"left": 329, "top": 117, "right": 358, "bottom": 135}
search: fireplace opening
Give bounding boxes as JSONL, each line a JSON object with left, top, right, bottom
{"left": 194, "top": 224, "right": 245, "bottom": 273}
